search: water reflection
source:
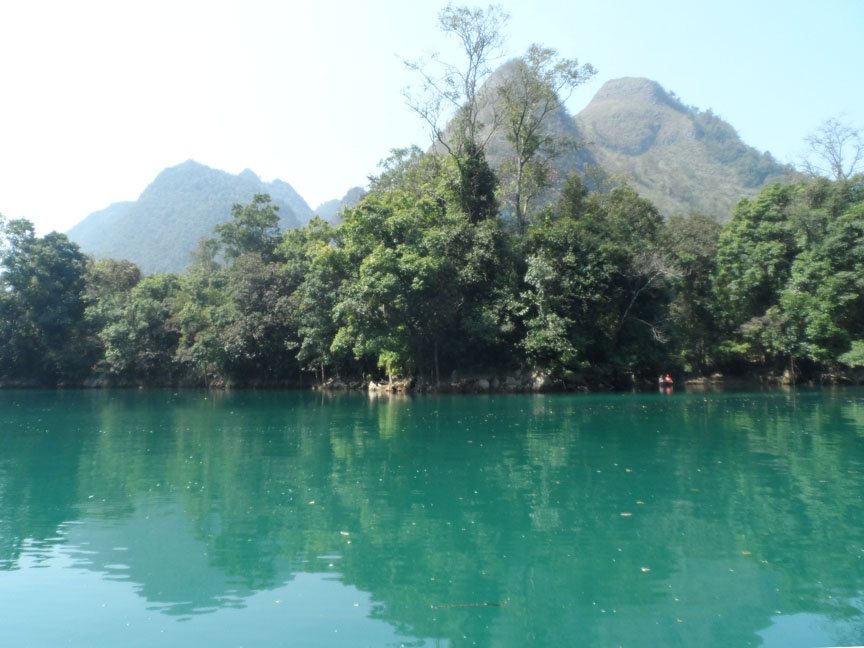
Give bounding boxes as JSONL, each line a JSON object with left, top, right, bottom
{"left": 0, "top": 548, "right": 430, "bottom": 647}
{"left": 0, "top": 389, "right": 863, "bottom": 646}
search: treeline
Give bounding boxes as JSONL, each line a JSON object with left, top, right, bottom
{"left": 1, "top": 150, "right": 863, "bottom": 389}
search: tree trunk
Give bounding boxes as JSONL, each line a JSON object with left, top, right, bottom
{"left": 515, "top": 159, "right": 525, "bottom": 233}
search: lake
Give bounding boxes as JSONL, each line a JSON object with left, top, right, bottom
{"left": 1, "top": 388, "right": 863, "bottom": 647}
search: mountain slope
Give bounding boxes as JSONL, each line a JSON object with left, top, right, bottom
{"left": 314, "top": 186, "right": 366, "bottom": 225}
{"left": 574, "top": 77, "right": 792, "bottom": 219}
{"left": 477, "top": 66, "right": 791, "bottom": 220}
{"left": 68, "top": 160, "right": 313, "bottom": 273}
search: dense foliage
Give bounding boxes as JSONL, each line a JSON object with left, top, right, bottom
{"left": 2, "top": 160, "right": 863, "bottom": 388}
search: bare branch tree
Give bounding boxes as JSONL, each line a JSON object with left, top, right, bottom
{"left": 402, "top": 4, "right": 509, "bottom": 158}
{"left": 402, "top": 5, "right": 510, "bottom": 222}
{"left": 617, "top": 249, "right": 683, "bottom": 343}
{"left": 801, "top": 117, "right": 863, "bottom": 181}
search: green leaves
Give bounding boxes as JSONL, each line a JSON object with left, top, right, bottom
{"left": 839, "top": 340, "right": 864, "bottom": 368}
{"left": 710, "top": 177, "right": 864, "bottom": 371}
{"left": 214, "top": 193, "right": 281, "bottom": 261}
{"left": 520, "top": 178, "right": 675, "bottom": 375}
{"left": 0, "top": 220, "right": 92, "bottom": 384}
{"left": 99, "top": 274, "right": 183, "bottom": 381}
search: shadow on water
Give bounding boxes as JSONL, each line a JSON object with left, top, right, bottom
{"left": 1, "top": 387, "right": 864, "bottom": 646}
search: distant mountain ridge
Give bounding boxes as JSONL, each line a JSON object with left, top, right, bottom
{"left": 314, "top": 187, "right": 366, "bottom": 225}
{"left": 67, "top": 160, "right": 314, "bottom": 274}
{"left": 68, "top": 75, "right": 794, "bottom": 274}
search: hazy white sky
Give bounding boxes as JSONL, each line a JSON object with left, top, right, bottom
{"left": 1, "top": 0, "right": 862, "bottom": 234}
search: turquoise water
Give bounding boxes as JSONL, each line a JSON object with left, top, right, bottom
{"left": 1, "top": 388, "right": 863, "bottom": 647}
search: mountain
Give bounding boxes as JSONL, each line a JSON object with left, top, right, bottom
{"left": 478, "top": 66, "right": 791, "bottom": 220}
{"left": 68, "top": 76, "right": 792, "bottom": 275}
{"left": 312, "top": 198, "right": 340, "bottom": 222}
{"left": 314, "top": 187, "right": 366, "bottom": 225}
{"left": 67, "top": 160, "right": 314, "bottom": 274}
{"left": 574, "top": 77, "right": 792, "bottom": 219}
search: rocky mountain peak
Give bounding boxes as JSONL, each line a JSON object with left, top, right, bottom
{"left": 67, "top": 161, "right": 314, "bottom": 273}
{"left": 588, "top": 77, "right": 682, "bottom": 111}
{"left": 574, "top": 77, "right": 791, "bottom": 218}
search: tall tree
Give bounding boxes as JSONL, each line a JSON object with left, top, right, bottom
{"left": 664, "top": 213, "right": 722, "bottom": 373}
{"left": 404, "top": 4, "right": 508, "bottom": 158}
{"left": 283, "top": 219, "right": 349, "bottom": 384}
{"left": 0, "top": 219, "right": 92, "bottom": 383}
{"left": 496, "top": 44, "right": 595, "bottom": 231}
{"left": 404, "top": 4, "right": 508, "bottom": 222}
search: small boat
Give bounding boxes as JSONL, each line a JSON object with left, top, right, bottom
{"left": 658, "top": 374, "right": 674, "bottom": 387}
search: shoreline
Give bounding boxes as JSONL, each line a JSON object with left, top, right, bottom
{"left": 3, "top": 369, "right": 861, "bottom": 394}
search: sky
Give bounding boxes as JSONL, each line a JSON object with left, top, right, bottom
{"left": 1, "top": 0, "right": 862, "bottom": 235}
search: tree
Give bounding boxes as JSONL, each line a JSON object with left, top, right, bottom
{"left": 329, "top": 181, "right": 518, "bottom": 385}
{"left": 778, "top": 200, "right": 864, "bottom": 366}
{"left": 712, "top": 184, "right": 799, "bottom": 339}
{"left": 801, "top": 117, "right": 863, "bottom": 181}
{"left": 175, "top": 259, "right": 232, "bottom": 387}
{"left": 368, "top": 146, "right": 436, "bottom": 198}
{"left": 839, "top": 340, "right": 864, "bottom": 368}
{"left": 214, "top": 193, "right": 282, "bottom": 261}
{"left": 496, "top": 44, "right": 595, "bottom": 231}
{"left": 664, "top": 213, "right": 722, "bottom": 373}
{"left": 520, "top": 177, "right": 676, "bottom": 376}
{"left": 176, "top": 194, "right": 300, "bottom": 386}
{"left": 98, "top": 273, "right": 184, "bottom": 381}
{"left": 710, "top": 177, "right": 864, "bottom": 375}
{"left": 218, "top": 253, "right": 300, "bottom": 382}
{"left": 83, "top": 258, "right": 144, "bottom": 376}
{"left": 404, "top": 4, "right": 508, "bottom": 158}
{"left": 404, "top": 4, "right": 508, "bottom": 222}
{"left": 0, "top": 219, "right": 93, "bottom": 383}
{"left": 284, "top": 219, "right": 350, "bottom": 384}
{"left": 521, "top": 204, "right": 611, "bottom": 372}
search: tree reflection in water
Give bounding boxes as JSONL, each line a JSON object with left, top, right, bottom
{"left": 0, "top": 388, "right": 863, "bottom": 647}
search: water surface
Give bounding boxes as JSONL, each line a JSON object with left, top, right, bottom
{"left": 1, "top": 388, "right": 863, "bottom": 646}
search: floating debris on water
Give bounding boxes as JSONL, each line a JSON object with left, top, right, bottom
{"left": 433, "top": 601, "right": 510, "bottom": 609}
